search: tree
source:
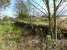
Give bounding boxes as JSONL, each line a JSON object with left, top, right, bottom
{"left": 16, "top": 0, "right": 29, "bottom": 14}
{"left": 0, "top": 0, "right": 10, "bottom": 8}
{"left": 30, "top": 0, "right": 66, "bottom": 36}
{"left": 16, "top": 0, "right": 67, "bottom": 50}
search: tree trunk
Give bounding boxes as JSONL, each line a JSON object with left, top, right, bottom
{"left": 53, "top": 0, "right": 57, "bottom": 50}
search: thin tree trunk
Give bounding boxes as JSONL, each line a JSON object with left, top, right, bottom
{"left": 45, "top": 0, "right": 52, "bottom": 50}
{"left": 53, "top": 0, "right": 57, "bottom": 50}
{"left": 53, "top": 0, "right": 56, "bottom": 38}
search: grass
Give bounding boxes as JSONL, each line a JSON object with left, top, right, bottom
{"left": 0, "top": 20, "right": 23, "bottom": 50}
{"left": 17, "top": 17, "right": 49, "bottom": 26}
{"left": 0, "top": 16, "right": 66, "bottom": 50}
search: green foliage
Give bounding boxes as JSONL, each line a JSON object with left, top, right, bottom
{"left": 17, "top": 13, "right": 29, "bottom": 19}
{"left": 17, "top": 17, "right": 48, "bottom": 26}
{"left": 16, "top": 0, "right": 29, "bottom": 15}
{"left": 0, "top": 16, "right": 23, "bottom": 44}
{"left": 0, "top": 0, "right": 10, "bottom": 7}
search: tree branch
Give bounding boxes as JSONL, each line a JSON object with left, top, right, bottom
{"left": 45, "top": 0, "right": 50, "bottom": 16}
{"left": 30, "top": 2, "right": 48, "bottom": 16}
{"left": 56, "top": 0, "right": 62, "bottom": 11}
{"left": 42, "top": 0, "right": 48, "bottom": 12}
{"left": 32, "top": 0, "right": 48, "bottom": 15}
{"left": 56, "top": 5, "right": 66, "bottom": 16}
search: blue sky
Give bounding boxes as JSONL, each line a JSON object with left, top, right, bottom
{"left": 3, "top": 0, "right": 45, "bottom": 16}
{"left": 1, "top": 0, "right": 67, "bottom": 17}
{"left": 3, "top": 0, "right": 52, "bottom": 17}
{"left": 3, "top": 0, "right": 16, "bottom": 17}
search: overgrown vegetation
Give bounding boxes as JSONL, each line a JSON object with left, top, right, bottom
{"left": 0, "top": 0, "right": 67, "bottom": 50}
{"left": 0, "top": 17, "right": 23, "bottom": 50}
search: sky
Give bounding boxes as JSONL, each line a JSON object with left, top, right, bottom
{"left": 1, "top": 0, "right": 67, "bottom": 17}
{"left": 29, "top": 0, "right": 67, "bottom": 16}
{"left": 2, "top": 0, "right": 16, "bottom": 17}
{"left": 27, "top": 0, "right": 53, "bottom": 16}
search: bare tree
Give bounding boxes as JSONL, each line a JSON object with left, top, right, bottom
{"left": 16, "top": 0, "right": 67, "bottom": 50}
{"left": 28, "top": 0, "right": 67, "bottom": 50}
